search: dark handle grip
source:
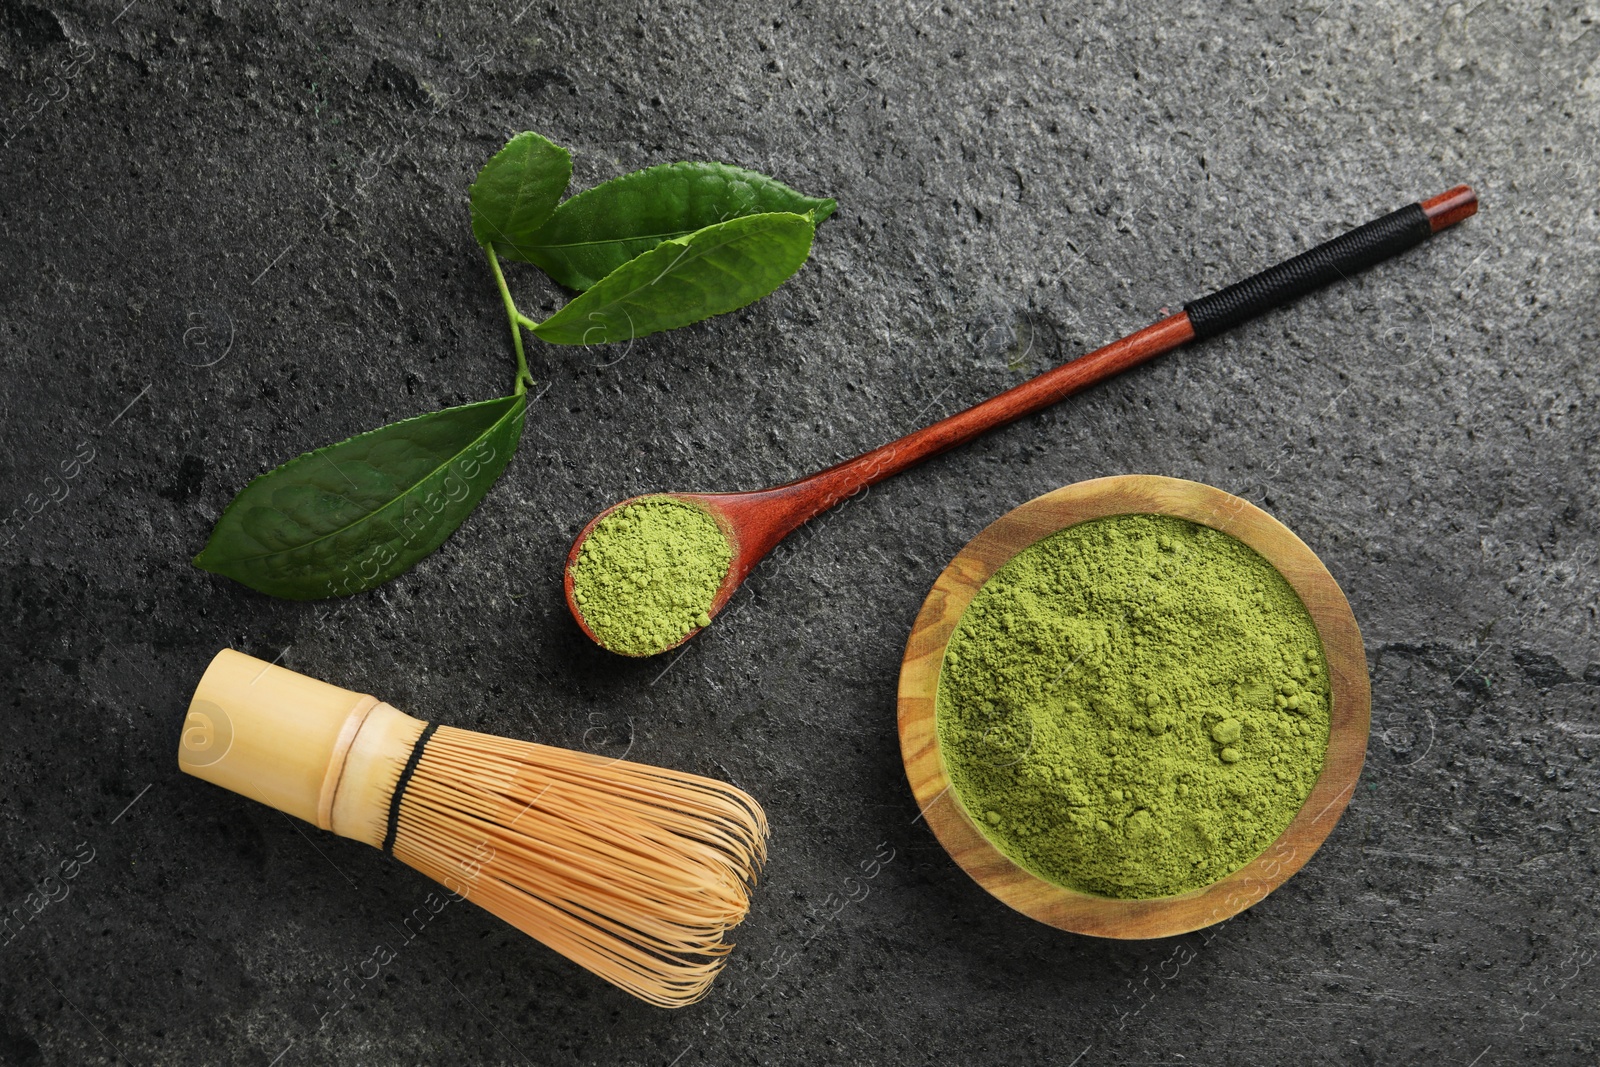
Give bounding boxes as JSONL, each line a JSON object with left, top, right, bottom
{"left": 1183, "top": 202, "right": 1433, "bottom": 340}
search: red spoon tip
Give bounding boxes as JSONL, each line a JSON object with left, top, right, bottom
{"left": 1421, "top": 185, "right": 1477, "bottom": 233}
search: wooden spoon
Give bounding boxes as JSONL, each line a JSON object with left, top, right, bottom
{"left": 565, "top": 186, "right": 1477, "bottom": 655}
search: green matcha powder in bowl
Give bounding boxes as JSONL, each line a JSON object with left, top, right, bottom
{"left": 937, "top": 512, "right": 1329, "bottom": 899}
{"left": 569, "top": 497, "right": 733, "bottom": 657}
{"left": 900, "top": 476, "right": 1370, "bottom": 934}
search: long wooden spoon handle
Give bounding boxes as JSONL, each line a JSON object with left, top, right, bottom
{"left": 770, "top": 185, "right": 1477, "bottom": 523}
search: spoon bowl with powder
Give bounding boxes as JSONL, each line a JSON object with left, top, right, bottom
{"left": 564, "top": 493, "right": 738, "bottom": 657}
{"left": 563, "top": 483, "right": 828, "bottom": 657}
{"left": 563, "top": 187, "right": 1476, "bottom": 656}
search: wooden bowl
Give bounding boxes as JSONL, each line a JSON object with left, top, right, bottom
{"left": 897, "top": 475, "right": 1370, "bottom": 939}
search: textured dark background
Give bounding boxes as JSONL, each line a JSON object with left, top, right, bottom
{"left": 2, "top": 0, "right": 1597, "bottom": 1063}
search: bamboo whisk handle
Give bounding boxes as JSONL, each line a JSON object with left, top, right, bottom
{"left": 178, "top": 648, "right": 424, "bottom": 849}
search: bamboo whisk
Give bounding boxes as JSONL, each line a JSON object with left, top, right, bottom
{"left": 177, "top": 649, "right": 767, "bottom": 1008}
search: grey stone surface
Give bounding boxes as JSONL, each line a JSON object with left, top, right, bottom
{"left": 2, "top": 0, "right": 1597, "bottom": 1063}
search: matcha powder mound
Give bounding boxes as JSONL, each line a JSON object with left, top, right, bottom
{"left": 571, "top": 497, "right": 733, "bottom": 656}
{"left": 936, "top": 513, "right": 1330, "bottom": 899}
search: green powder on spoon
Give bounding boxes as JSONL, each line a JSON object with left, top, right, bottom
{"left": 571, "top": 497, "right": 733, "bottom": 656}
{"left": 936, "top": 513, "right": 1330, "bottom": 899}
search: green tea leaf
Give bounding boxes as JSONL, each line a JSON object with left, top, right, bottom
{"left": 470, "top": 131, "right": 572, "bottom": 251}
{"left": 530, "top": 212, "right": 815, "bottom": 346}
{"left": 194, "top": 395, "right": 526, "bottom": 600}
{"left": 506, "top": 161, "right": 836, "bottom": 289}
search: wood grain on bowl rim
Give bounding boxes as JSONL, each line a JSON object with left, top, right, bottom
{"left": 897, "top": 474, "right": 1371, "bottom": 939}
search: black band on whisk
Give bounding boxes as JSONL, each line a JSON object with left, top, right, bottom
{"left": 383, "top": 721, "right": 440, "bottom": 856}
